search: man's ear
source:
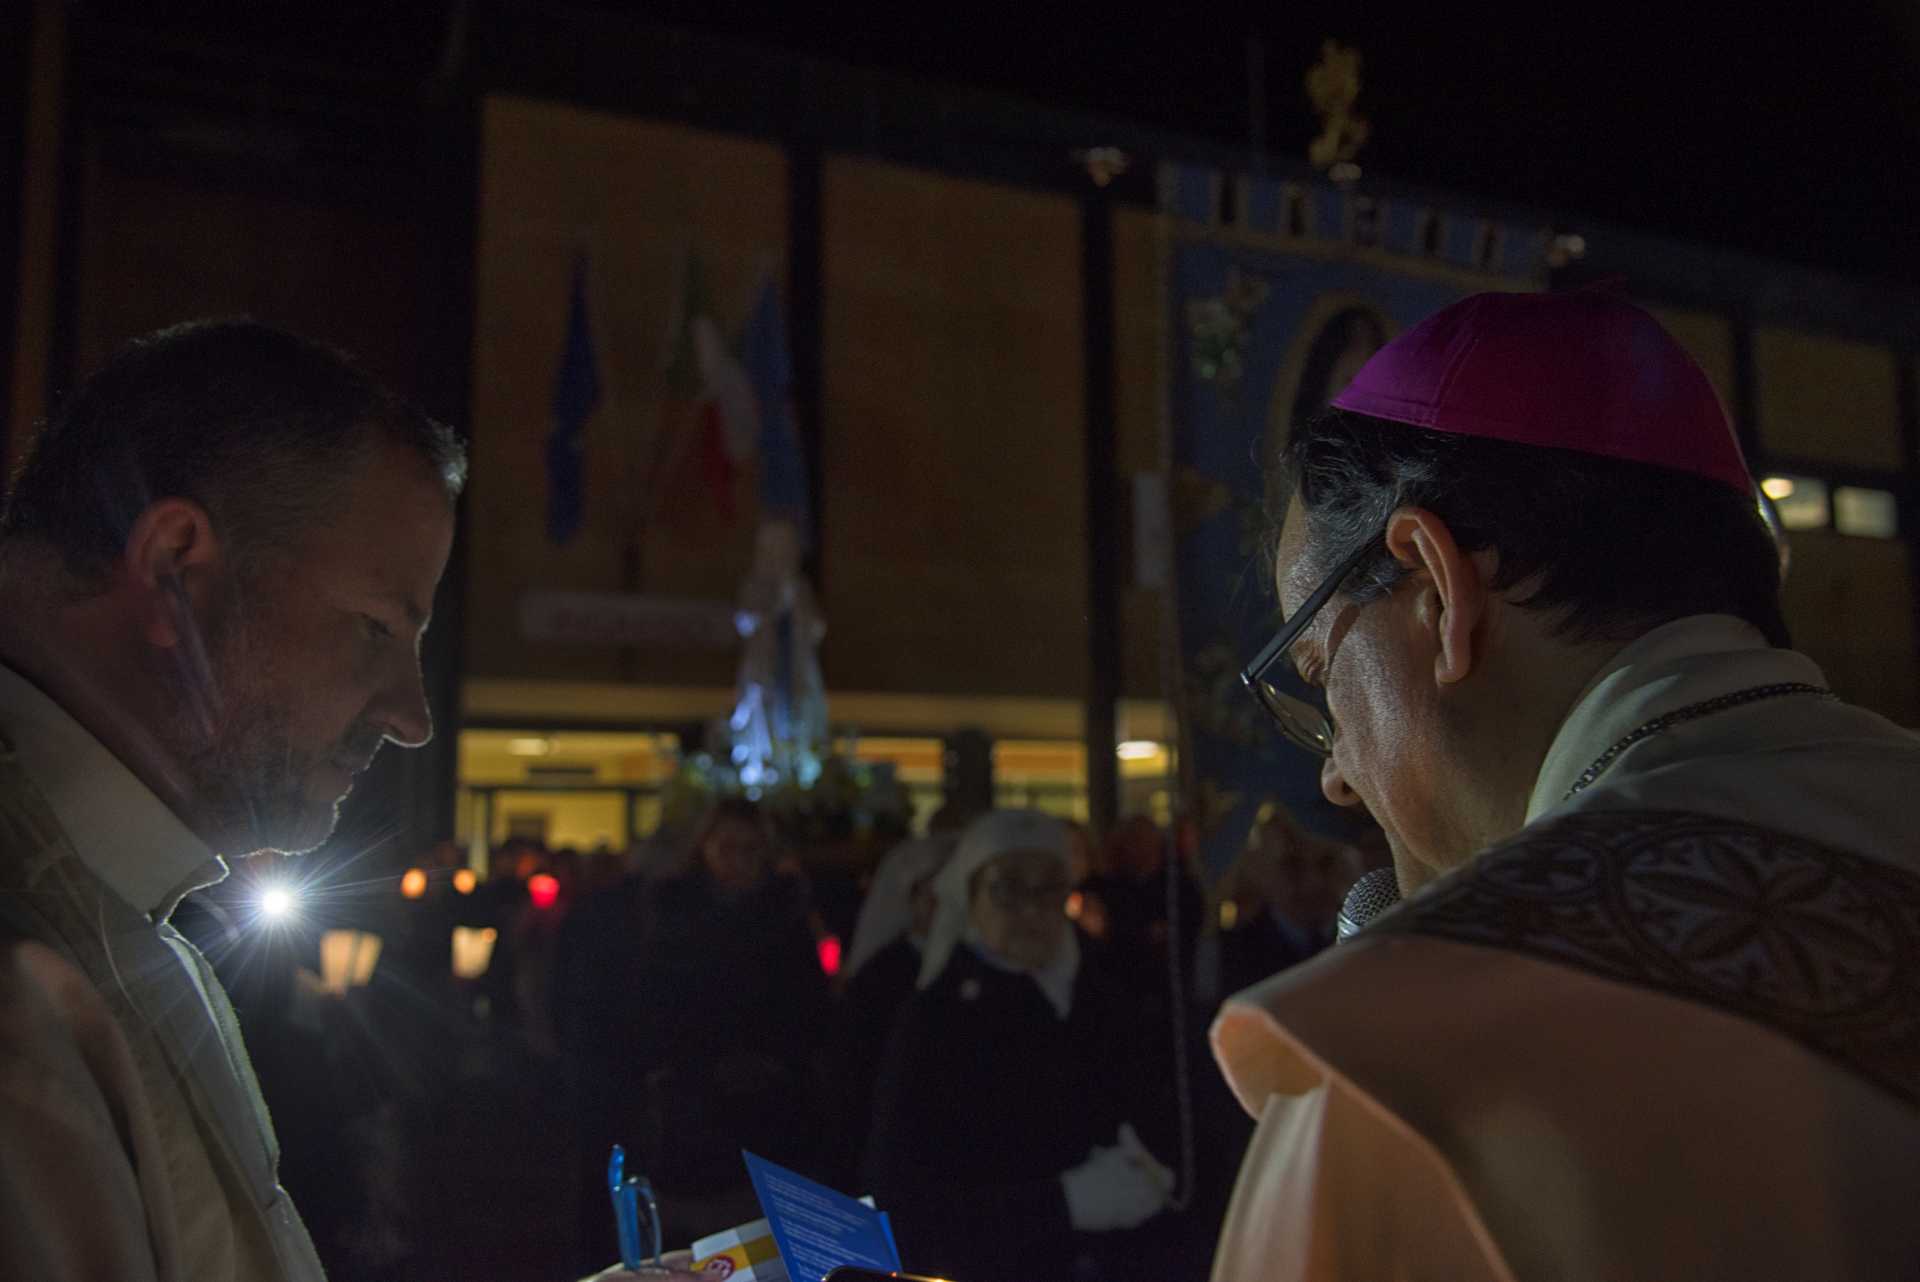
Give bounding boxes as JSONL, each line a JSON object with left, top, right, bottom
{"left": 119, "top": 499, "right": 224, "bottom": 650}
{"left": 1383, "top": 506, "right": 1484, "bottom": 686}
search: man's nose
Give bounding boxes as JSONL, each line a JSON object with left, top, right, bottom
{"left": 377, "top": 655, "right": 434, "bottom": 748}
{"left": 1321, "top": 755, "right": 1362, "bottom": 809}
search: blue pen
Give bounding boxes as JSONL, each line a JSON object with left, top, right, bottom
{"left": 608, "top": 1144, "right": 662, "bottom": 1270}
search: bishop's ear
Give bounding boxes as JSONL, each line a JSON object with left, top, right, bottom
{"left": 1383, "top": 506, "right": 1485, "bottom": 686}
{"left": 120, "top": 498, "right": 223, "bottom": 650}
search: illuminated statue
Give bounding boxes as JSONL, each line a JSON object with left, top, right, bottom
{"left": 729, "top": 518, "right": 828, "bottom": 791}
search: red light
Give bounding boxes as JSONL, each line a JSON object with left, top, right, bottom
{"left": 527, "top": 873, "right": 560, "bottom": 910}
{"left": 817, "top": 934, "right": 842, "bottom": 977}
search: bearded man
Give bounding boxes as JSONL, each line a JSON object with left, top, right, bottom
{"left": 1210, "top": 290, "right": 1920, "bottom": 1281}
{"left": 0, "top": 320, "right": 464, "bottom": 1280}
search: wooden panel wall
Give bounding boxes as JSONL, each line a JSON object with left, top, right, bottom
{"left": 70, "top": 143, "right": 437, "bottom": 409}
{"left": 1782, "top": 531, "right": 1917, "bottom": 724}
{"left": 469, "top": 96, "right": 788, "bottom": 686}
{"left": 819, "top": 156, "right": 1087, "bottom": 697}
{"left": 1756, "top": 328, "right": 1904, "bottom": 469}
{"left": 1113, "top": 206, "right": 1171, "bottom": 701}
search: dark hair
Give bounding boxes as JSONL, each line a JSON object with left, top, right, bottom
{"left": 687, "top": 796, "right": 776, "bottom": 862}
{"left": 2, "top": 318, "right": 467, "bottom": 582}
{"left": 1279, "top": 407, "right": 1791, "bottom": 647}
{"left": 697, "top": 796, "right": 772, "bottom": 835}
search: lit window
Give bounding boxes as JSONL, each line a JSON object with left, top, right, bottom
{"left": 318, "top": 930, "right": 383, "bottom": 995}
{"left": 1763, "top": 475, "right": 1830, "bottom": 530}
{"left": 452, "top": 927, "right": 497, "bottom": 980}
{"left": 1834, "top": 486, "right": 1899, "bottom": 539}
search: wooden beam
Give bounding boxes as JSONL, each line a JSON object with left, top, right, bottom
{"left": 1082, "top": 190, "right": 1120, "bottom": 835}
{"left": 7, "top": 0, "right": 65, "bottom": 472}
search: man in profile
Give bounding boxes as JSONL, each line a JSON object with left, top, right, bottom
{"left": 1211, "top": 291, "right": 1920, "bottom": 1279}
{"left": 0, "top": 321, "right": 464, "bottom": 1280}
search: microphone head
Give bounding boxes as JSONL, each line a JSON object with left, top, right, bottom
{"left": 1336, "top": 867, "right": 1401, "bottom": 941}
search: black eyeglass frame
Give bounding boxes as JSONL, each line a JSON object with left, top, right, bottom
{"left": 981, "top": 877, "right": 1073, "bottom": 913}
{"left": 1238, "top": 530, "right": 1384, "bottom": 758}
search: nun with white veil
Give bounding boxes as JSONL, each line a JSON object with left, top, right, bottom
{"left": 859, "top": 810, "right": 1175, "bottom": 1282}
{"left": 827, "top": 831, "right": 960, "bottom": 1179}
{"left": 844, "top": 833, "right": 958, "bottom": 980}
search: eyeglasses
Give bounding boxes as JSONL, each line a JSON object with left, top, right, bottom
{"left": 1239, "top": 531, "right": 1382, "bottom": 759}
{"left": 983, "top": 878, "right": 1072, "bottom": 913}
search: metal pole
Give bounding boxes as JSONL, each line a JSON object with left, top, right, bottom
{"left": 1082, "top": 190, "right": 1120, "bottom": 834}
{"left": 788, "top": 143, "right": 826, "bottom": 584}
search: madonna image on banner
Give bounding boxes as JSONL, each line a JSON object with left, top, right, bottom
{"left": 1264, "top": 296, "right": 1393, "bottom": 514}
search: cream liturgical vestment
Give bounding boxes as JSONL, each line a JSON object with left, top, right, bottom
{"left": 1209, "top": 616, "right": 1920, "bottom": 1282}
{"left": 0, "top": 663, "right": 327, "bottom": 1281}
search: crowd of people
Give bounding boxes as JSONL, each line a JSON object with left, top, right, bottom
{"left": 175, "top": 791, "right": 1376, "bottom": 1279}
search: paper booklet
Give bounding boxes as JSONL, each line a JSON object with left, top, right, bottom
{"left": 688, "top": 1153, "right": 903, "bottom": 1282}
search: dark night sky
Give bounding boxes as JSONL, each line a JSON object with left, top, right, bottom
{"left": 637, "top": 3, "right": 1920, "bottom": 288}
{"left": 71, "top": 2, "right": 1920, "bottom": 288}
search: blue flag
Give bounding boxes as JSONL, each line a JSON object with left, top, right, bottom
{"left": 742, "top": 277, "right": 811, "bottom": 540}
{"left": 547, "top": 252, "right": 600, "bottom": 545}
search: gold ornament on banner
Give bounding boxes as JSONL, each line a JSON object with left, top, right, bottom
{"left": 1306, "top": 40, "right": 1369, "bottom": 183}
{"left": 1074, "top": 146, "right": 1133, "bottom": 187}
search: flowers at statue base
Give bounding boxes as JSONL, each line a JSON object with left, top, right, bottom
{"left": 660, "top": 750, "right": 911, "bottom": 850}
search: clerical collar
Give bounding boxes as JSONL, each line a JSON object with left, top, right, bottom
{"left": 1527, "top": 615, "right": 1827, "bottom": 822}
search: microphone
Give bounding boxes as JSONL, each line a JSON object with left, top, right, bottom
{"left": 1336, "top": 867, "right": 1401, "bottom": 941}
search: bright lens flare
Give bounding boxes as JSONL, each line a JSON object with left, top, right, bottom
{"left": 452, "top": 868, "right": 477, "bottom": 895}
{"left": 400, "top": 868, "right": 428, "bottom": 900}
{"left": 259, "top": 885, "right": 296, "bottom": 921}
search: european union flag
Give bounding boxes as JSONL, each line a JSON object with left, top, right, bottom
{"left": 743, "top": 276, "right": 810, "bottom": 539}
{"left": 547, "top": 252, "right": 600, "bottom": 545}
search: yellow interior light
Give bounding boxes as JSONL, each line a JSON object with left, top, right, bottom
{"left": 1760, "top": 476, "right": 1796, "bottom": 501}
{"left": 318, "top": 930, "right": 382, "bottom": 995}
{"left": 452, "top": 926, "right": 498, "bottom": 980}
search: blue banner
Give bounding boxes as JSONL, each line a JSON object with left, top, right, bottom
{"left": 1164, "top": 167, "right": 1547, "bottom": 878}
{"left": 744, "top": 276, "right": 812, "bottom": 541}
